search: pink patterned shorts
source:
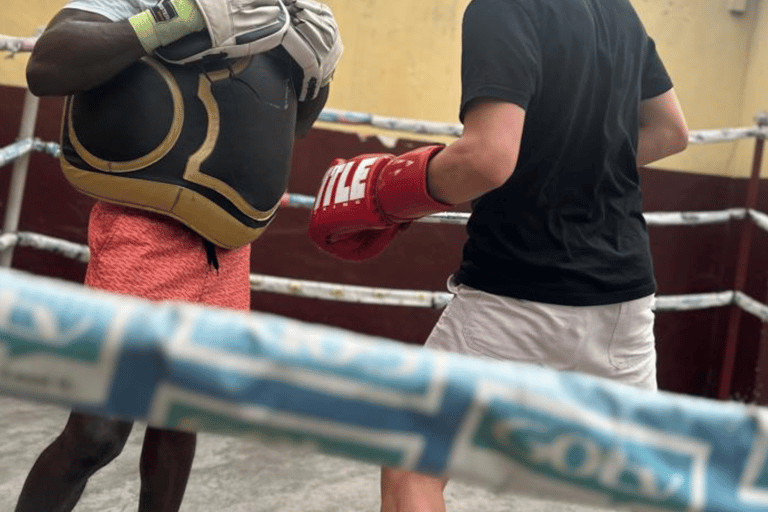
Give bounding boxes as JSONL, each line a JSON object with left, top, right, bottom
{"left": 84, "top": 201, "right": 251, "bottom": 311}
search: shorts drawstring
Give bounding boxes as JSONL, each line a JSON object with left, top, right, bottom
{"left": 203, "top": 239, "right": 219, "bottom": 273}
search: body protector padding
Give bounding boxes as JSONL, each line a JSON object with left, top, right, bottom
{"left": 60, "top": 51, "right": 297, "bottom": 249}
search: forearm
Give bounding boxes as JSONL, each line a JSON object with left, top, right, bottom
{"left": 426, "top": 99, "right": 523, "bottom": 204}
{"left": 427, "top": 136, "right": 515, "bottom": 205}
{"left": 27, "top": 18, "right": 145, "bottom": 96}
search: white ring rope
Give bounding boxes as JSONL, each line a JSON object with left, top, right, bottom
{"left": 282, "top": 192, "right": 752, "bottom": 227}
{"left": 734, "top": 292, "right": 768, "bottom": 323}
{"left": 2, "top": 231, "right": 766, "bottom": 318}
{"left": 0, "top": 35, "right": 37, "bottom": 56}
{"left": 32, "top": 138, "right": 60, "bottom": 157}
{"left": 250, "top": 273, "right": 454, "bottom": 308}
{"left": 0, "top": 137, "right": 60, "bottom": 168}
{"left": 0, "top": 139, "right": 33, "bottom": 169}
{"left": 281, "top": 192, "right": 474, "bottom": 225}
{"left": 748, "top": 209, "right": 768, "bottom": 233}
{"left": 644, "top": 208, "right": 749, "bottom": 226}
{"left": 689, "top": 126, "right": 768, "bottom": 144}
{"left": 317, "top": 107, "right": 768, "bottom": 144}
{"left": 4, "top": 144, "right": 759, "bottom": 229}
{"left": 655, "top": 291, "right": 735, "bottom": 312}
{"left": 0, "top": 232, "right": 90, "bottom": 263}
{"left": 318, "top": 108, "right": 465, "bottom": 137}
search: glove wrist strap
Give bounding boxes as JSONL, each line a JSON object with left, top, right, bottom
{"left": 129, "top": 11, "right": 161, "bottom": 53}
{"left": 376, "top": 145, "right": 452, "bottom": 222}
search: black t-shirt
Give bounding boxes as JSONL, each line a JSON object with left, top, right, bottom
{"left": 454, "top": 0, "right": 674, "bottom": 306}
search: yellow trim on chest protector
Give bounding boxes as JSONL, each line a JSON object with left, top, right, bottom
{"left": 66, "top": 58, "right": 185, "bottom": 173}
{"left": 59, "top": 53, "right": 298, "bottom": 250}
{"left": 184, "top": 60, "right": 279, "bottom": 223}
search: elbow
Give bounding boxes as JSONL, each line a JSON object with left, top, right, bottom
{"left": 475, "top": 146, "right": 517, "bottom": 190}
{"left": 640, "top": 120, "right": 689, "bottom": 163}
{"left": 431, "top": 136, "right": 517, "bottom": 203}
{"left": 673, "top": 124, "right": 689, "bottom": 155}
{"left": 26, "top": 47, "right": 82, "bottom": 96}
{"left": 26, "top": 60, "right": 60, "bottom": 96}
{"left": 667, "top": 114, "right": 690, "bottom": 155}
{"left": 481, "top": 164, "right": 515, "bottom": 191}
{"left": 662, "top": 123, "right": 688, "bottom": 157}
{"left": 456, "top": 145, "right": 516, "bottom": 192}
{"left": 25, "top": 62, "right": 45, "bottom": 96}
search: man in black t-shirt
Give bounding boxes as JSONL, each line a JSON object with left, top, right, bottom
{"left": 307, "top": 0, "right": 687, "bottom": 510}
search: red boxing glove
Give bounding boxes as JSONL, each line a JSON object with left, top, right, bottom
{"left": 308, "top": 145, "right": 450, "bottom": 260}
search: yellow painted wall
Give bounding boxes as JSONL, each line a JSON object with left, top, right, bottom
{"left": 316, "top": 0, "right": 467, "bottom": 140}
{"left": 632, "top": 0, "right": 760, "bottom": 176}
{"left": 321, "top": 0, "right": 766, "bottom": 176}
{"left": 0, "top": 1, "right": 61, "bottom": 88}
{"left": 2, "top": 0, "right": 766, "bottom": 177}
{"left": 729, "top": 0, "right": 768, "bottom": 178}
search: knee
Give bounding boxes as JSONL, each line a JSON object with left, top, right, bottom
{"left": 139, "top": 427, "right": 197, "bottom": 473}
{"left": 60, "top": 416, "right": 132, "bottom": 469}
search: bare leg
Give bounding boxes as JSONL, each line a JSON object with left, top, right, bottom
{"left": 138, "top": 427, "right": 197, "bottom": 512}
{"left": 380, "top": 467, "right": 448, "bottom": 512}
{"left": 15, "top": 412, "right": 133, "bottom": 512}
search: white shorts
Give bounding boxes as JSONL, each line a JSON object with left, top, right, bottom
{"left": 424, "top": 277, "right": 657, "bottom": 391}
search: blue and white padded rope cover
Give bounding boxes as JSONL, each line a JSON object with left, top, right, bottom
{"left": 0, "top": 267, "right": 766, "bottom": 512}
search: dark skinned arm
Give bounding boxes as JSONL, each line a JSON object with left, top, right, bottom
{"left": 26, "top": 8, "right": 147, "bottom": 97}
{"left": 295, "top": 85, "right": 329, "bottom": 138}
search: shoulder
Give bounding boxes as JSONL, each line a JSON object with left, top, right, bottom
{"left": 463, "top": 0, "right": 539, "bottom": 34}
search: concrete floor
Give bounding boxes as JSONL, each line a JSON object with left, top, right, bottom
{"left": 0, "top": 396, "right": 616, "bottom": 512}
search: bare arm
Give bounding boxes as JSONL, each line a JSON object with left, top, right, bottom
{"left": 26, "top": 8, "right": 147, "bottom": 97}
{"left": 425, "top": 88, "right": 686, "bottom": 203}
{"left": 637, "top": 88, "right": 688, "bottom": 167}
{"left": 427, "top": 98, "right": 524, "bottom": 204}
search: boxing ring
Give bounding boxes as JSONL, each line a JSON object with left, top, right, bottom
{"left": 3, "top": 35, "right": 768, "bottom": 511}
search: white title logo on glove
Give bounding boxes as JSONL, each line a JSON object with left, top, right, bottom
{"left": 313, "top": 157, "right": 384, "bottom": 210}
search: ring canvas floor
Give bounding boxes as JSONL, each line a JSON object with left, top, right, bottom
{"left": 0, "top": 397, "right": 616, "bottom": 512}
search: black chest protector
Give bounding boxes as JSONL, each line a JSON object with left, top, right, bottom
{"left": 59, "top": 51, "right": 297, "bottom": 249}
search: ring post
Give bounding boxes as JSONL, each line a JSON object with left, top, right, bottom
{"left": 718, "top": 112, "right": 768, "bottom": 400}
{"left": 0, "top": 88, "right": 40, "bottom": 268}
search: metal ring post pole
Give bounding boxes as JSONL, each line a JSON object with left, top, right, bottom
{"left": 717, "top": 112, "right": 768, "bottom": 400}
{"left": 0, "top": 88, "right": 40, "bottom": 267}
